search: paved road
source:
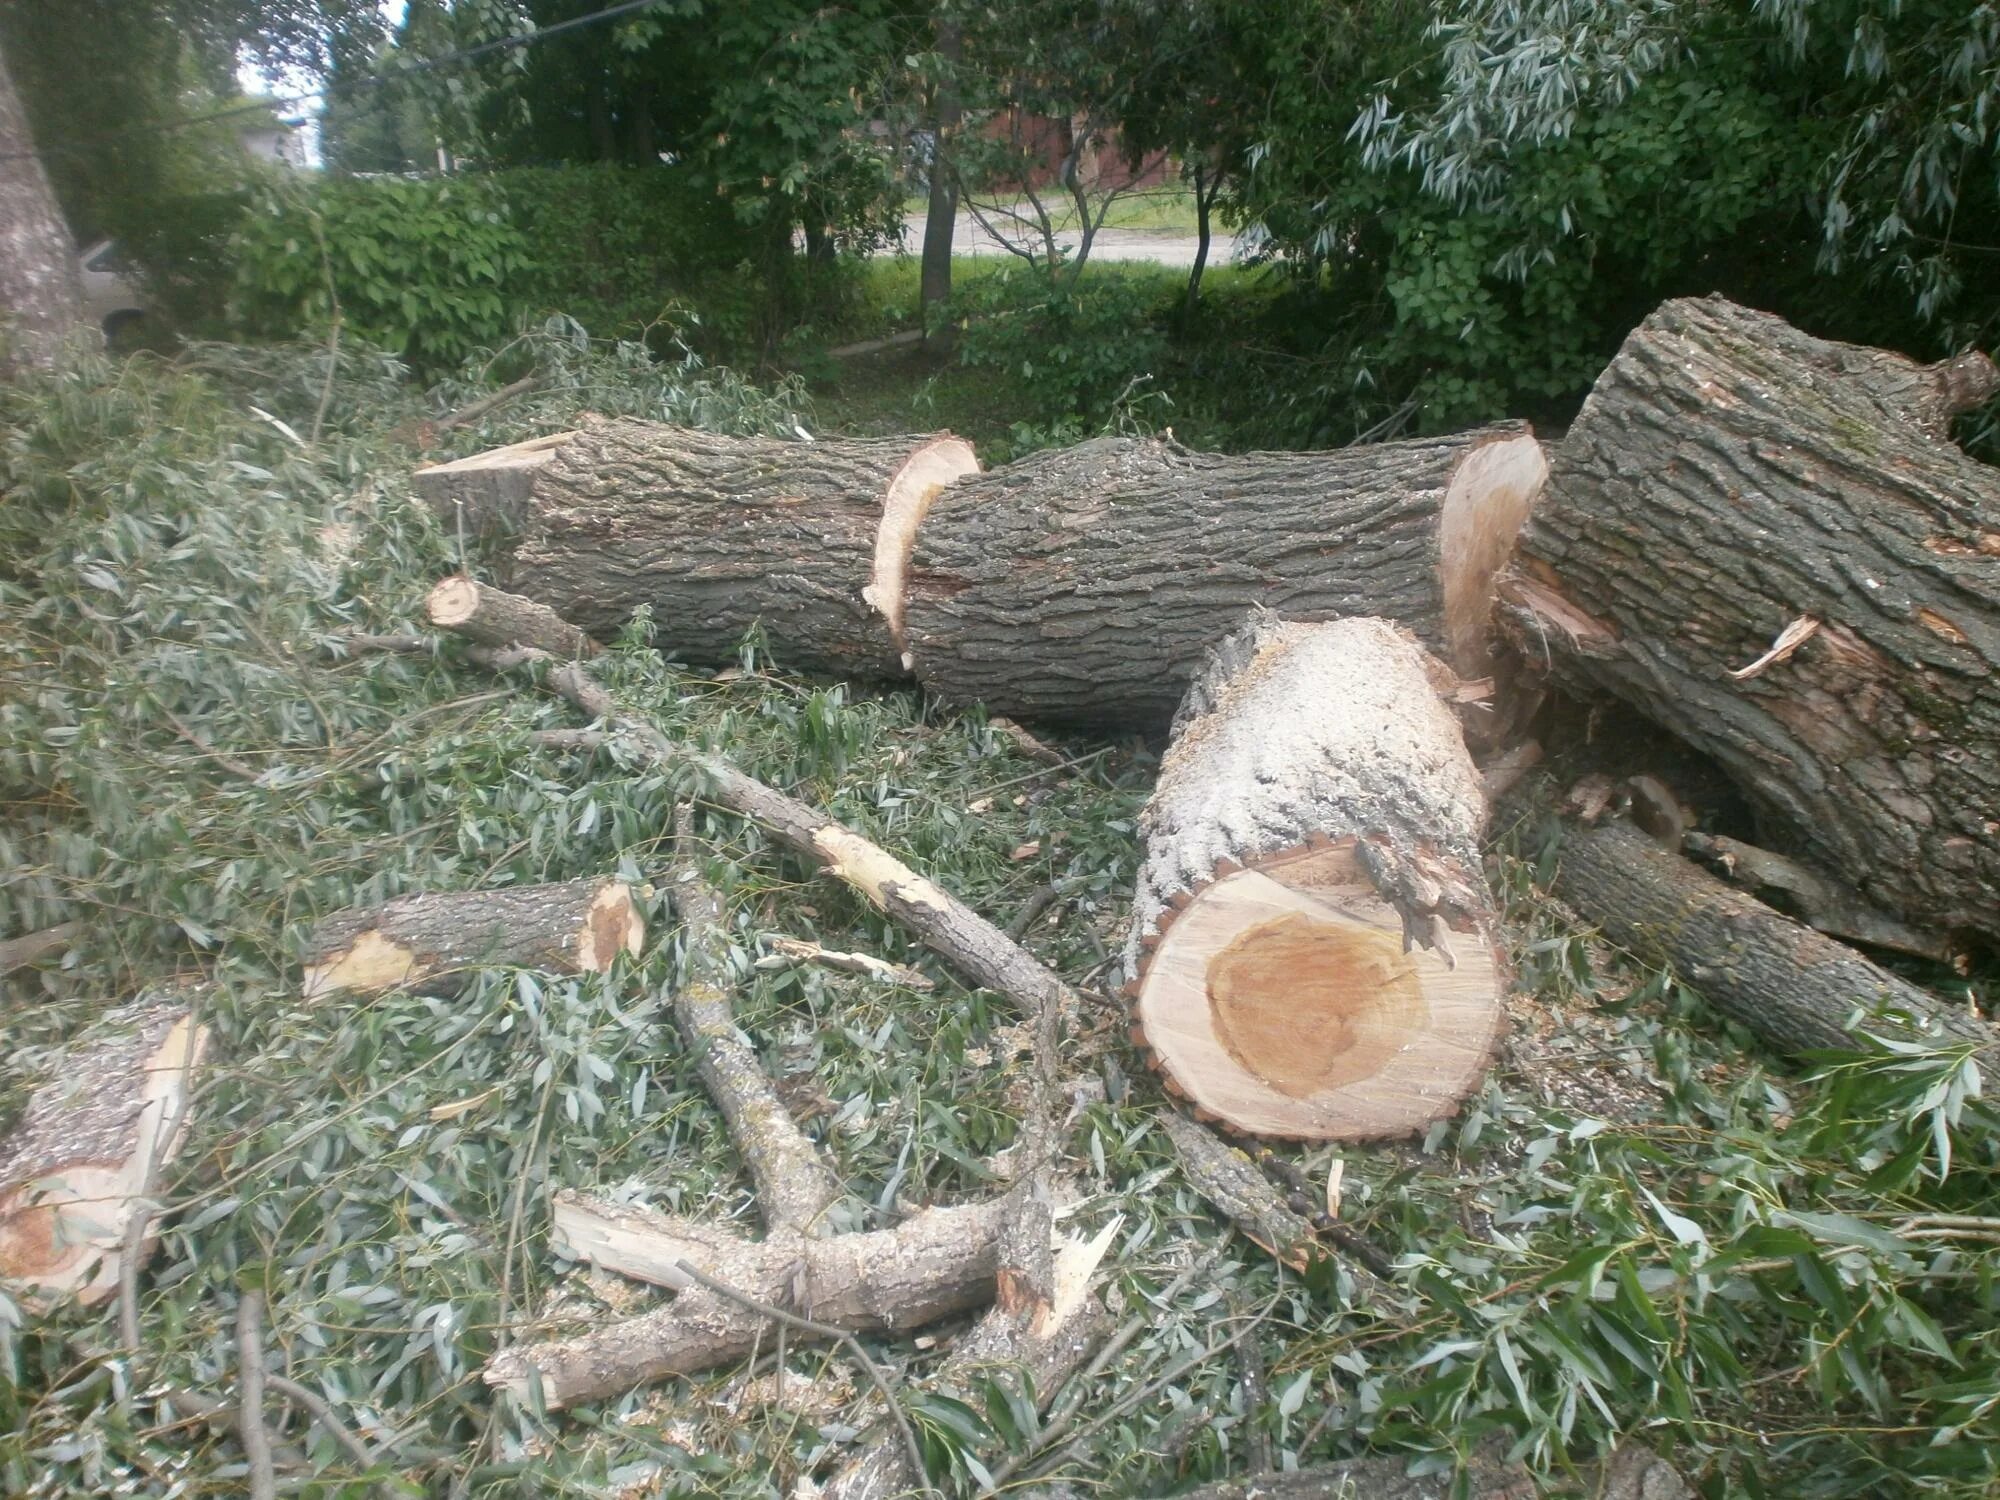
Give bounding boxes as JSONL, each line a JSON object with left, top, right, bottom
{"left": 895, "top": 212, "right": 1245, "bottom": 269}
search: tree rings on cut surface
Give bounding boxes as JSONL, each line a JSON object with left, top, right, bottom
{"left": 1124, "top": 616, "right": 1504, "bottom": 1140}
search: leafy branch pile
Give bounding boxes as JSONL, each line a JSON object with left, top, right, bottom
{"left": 1, "top": 335, "right": 1996, "bottom": 1498}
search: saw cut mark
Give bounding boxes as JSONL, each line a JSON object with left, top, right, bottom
{"left": 863, "top": 436, "right": 981, "bottom": 663}
{"left": 301, "top": 929, "right": 418, "bottom": 1001}
{"left": 1438, "top": 433, "right": 1547, "bottom": 675}
{"left": 1207, "top": 912, "right": 1425, "bottom": 1099}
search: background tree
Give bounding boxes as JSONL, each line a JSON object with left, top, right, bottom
{"left": 0, "top": 32, "right": 86, "bottom": 370}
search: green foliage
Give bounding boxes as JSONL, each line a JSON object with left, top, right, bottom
{"left": 230, "top": 176, "right": 529, "bottom": 373}
{"left": 226, "top": 167, "right": 796, "bottom": 372}
{"left": 948, "top": 267, "right": 1173, "bottom": 456}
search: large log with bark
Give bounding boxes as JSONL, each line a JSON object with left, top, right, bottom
{"left": 1503, "top": 295, "right": 2000, "bottom": 941}
{"left": 415, "top": 420, "right": 980, "bottom": 677}
{"left": 1553, "top": 819, "right": 1993, "bottom": 1068}
{"left": 0, "top": 998, "right": 207, "bottom": 1304}
{"left": 1122, "top": 616, "right": 1506, "bottom": 1140}
{"left": 421, "top": 420, "right": 1544, "bottom": 730}
{"left": 904, "top": 427, "right": 1546, "bottom": 726}
{"left": 300, "top": 878, "right": 643, "bottom": 999}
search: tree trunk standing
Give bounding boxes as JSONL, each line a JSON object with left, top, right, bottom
{"left": 1185, "top": 158, "right": 1216, "bottom": 323}
{"left": 903, "top": 427, "right": 1545, "bottom": 727}
{"left": 1123, "top": 617, "right": 1505, "bottom": 1140}
{"left": 919, "top": 19, "right": 961, "bottom": 351}
{"left": 1502, "top": 295, "right": 2000, "bottom": 942}
{"left": 1552, "top": 820, "right": 1993, "bottom": 1069}
{"left": 0, "top": 40, "right": 87, "bottom": 373}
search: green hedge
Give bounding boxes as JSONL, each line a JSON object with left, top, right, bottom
{"left": 229, "top": 165, "right": 775, "bottom": 371}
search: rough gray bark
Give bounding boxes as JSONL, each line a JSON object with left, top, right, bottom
{"left": 919, "top": 19, "right": 962, "bottom": 348}
{"left": 1552, "top": 820, "right": 1994, "bottom": 1068}
{"left": 670, "top": 821, "right": 844, "bottom": 1235}
{"left": 473, "top": 419, "right": 978, "bottom": 677}
{"left": 0, "top": 921, "right": 77, "bottom": 975}
{"left": 300, "top": 878, "right": 641, "bottom": 999}
{"left": 1121, "top": 618, "right": 1504, "bottom": 1139}
{"left": 486, "top": 1194, "right": 1011, "bottom": 1407}
{"left": 424, "top": 575, "right": 597, "bottom": 658}
{"left": 904, "top": 426, "right": 1543, "bottom": 727}
{"left": 0, "top": 998, "right": 207, "bottom": 1303}
{"left": 0, "top": 41, "right": 87, "bottom": 373}
{"left": 1159, "top": 1112, "right": 1318, "bottom": 1268}
{"left": 1504, "top": 295, "right": 2000, "bottom": 942}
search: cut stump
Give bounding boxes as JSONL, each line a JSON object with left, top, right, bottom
{"left": 1504, "top": 295, "right": 2000, "bottom": 941}
{"left": 1123, "top": 617, "right": 1505, "bottom": 1140}
{"left": 0, "top": 999, "right": 208, "bottom": 1304}
{"left": 301, "top": 878, "right": 643, "bottom": 999}
{"left": 904, "top": 426, "right": 1545, "bottom": 727}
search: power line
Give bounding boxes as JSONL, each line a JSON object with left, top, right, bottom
{"left": 1, "top": 0, "right": 666, "bottom": 161}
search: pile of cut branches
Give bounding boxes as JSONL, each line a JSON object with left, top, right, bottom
{"left": 2, "top": 314, "right": 1997, "bottom": 1500}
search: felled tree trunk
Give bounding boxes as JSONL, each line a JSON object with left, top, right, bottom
{"left": 904, "top": 427, "right": 1546, "bottom": 726}
{"left": 300, "top": 878, "right": 643, "bottom": 999}
{"left": 1503, "top": 295, "right": 2000, "bottom": 941}
{"left": 1122, "top": 617, "right": 1505, "bottom": 1140}
{"left": 415, "top": 420, "right": 980, "bottom": 677}
{"left": 1553, "top": 820, "right": 1993, "bottom": 1067}
{"left": 0, "top": 999, "right": 207, "bottom": 1304}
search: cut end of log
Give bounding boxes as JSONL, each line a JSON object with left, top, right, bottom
{"left": 411, "top": 430, "right": 578, "bottom": 536}
{"left": 583, "top": 881, "right": 647, "bottom": 970}
{"left": 0, "top": 1003, "right": 208, "bottom": 1305}
{"left": 424, "top": 574, "right": 485, "bottom": 631}
{"left": 1438, "top": 432, "right": 1546, "bottom": 675}
{"left": 862, "top": 434, "right": 981, "bottom": 654}
{"left": 1134, "top": 840, "right": 1503, "bottom": 1141}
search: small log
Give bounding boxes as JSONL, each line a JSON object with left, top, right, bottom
{"left": 0, "top": 999, "right": 208, "bottom": 1305}
{"left": 1552, "top": 820, "right": 1992, "bottom": 1066}
{"left": 1123, "top": 617, "right": 1506, "bottom": 1140}
{"left": 0, "top": 921, "right": 78, "bottom": 976}
{"left": 903, "top": 426, "right": 1546, "bottom": 726}
{"left": 300, "top": 878, "right": 642, "bottom": 999}
{"left": 1683, "top": 831, "right": 1954, "bottom": 964}
{"left": 424, "top": 575, "right": 597, "bottom": 658}
{"left": 671, "top": 821, "right": 844, "bottom": 1234}
{"left": 1504, "top": 295, "right": 2000, "bottom": 941}
{"left": 425, "top": 419, "right": 980, "bottom": 677}
{"left": 490, "top": 1191, "right": 1012, "bottom": 1407}
{"left": 1159, "top": 1111, "right": 1319, "bottom": 1269}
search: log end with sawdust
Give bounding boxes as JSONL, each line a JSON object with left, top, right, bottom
{"left": 1123, "top": 616, "right": 1506, "bottom": 1141}
{"left": 0, "top": 999, "right": 208, "bottom": 1304}
{"left": 301, "top": 877, "right": 643, "bottom": 999}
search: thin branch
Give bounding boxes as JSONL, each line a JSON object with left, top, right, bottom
{"left": 671, "top": 1259, "right": 931, "bottom": 1494}
{"left": 263, "top": 1373, "right": 378, "bottom": 1471}
{"left": 237, "top": 1290, "right": 279, "bottom": 1500}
